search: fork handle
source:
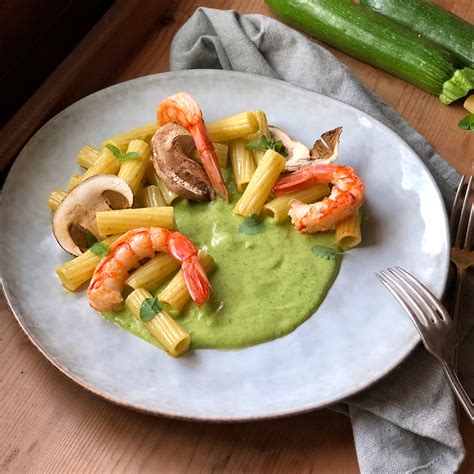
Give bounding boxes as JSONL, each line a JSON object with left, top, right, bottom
{"left": 442, "top": 361, "right": 474, "bottom": 423}
{"left": 452, "top": 266, "right": 466, "bottom": 369}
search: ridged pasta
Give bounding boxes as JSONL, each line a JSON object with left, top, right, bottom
{"left": 96, "top": 207, "right": 174, "bottom": 235}
{"left": 191, "top": 142, "right": 229, "bottom": 168}
{"left": 101, "top": 123, "right": 159, "bottom": 152}
{"left": 76, "top": 145, "right": 100, "bottom": 169}
{"left": 81, "top": 147, "right": 120, "bottom": 181}
{"left": 247, "top": 111, "right": 271, "bottom": 164}
{"left": 140, "top": 185, "right": 166, "bottom": 207}
{"left": 67, "top": 174, "right": 83, "bottom": 191}
{"left": 125, "top": 288, "right": 191, "bottom": 357}
{"left": 117, "top": 139, "right": 151, "bottom": 195}
{"left": 229, "top": 138, "right": 256, "bottom": 192}
{"left": 48, "top": 189, "right": 67, "bottom": 211}
{"left": 233, "top": 149, "right": 286, "bottom": 216}
{"left": 335, "top": 209, "right": 362, "bottom": 249}
{"left": 125, "top": 254, "right": 180, "bottom": 290}
{"left": 263, "top": 184, "right": 330, "bottom": 223}
{"left": 157, "top": 251, "right": 216, "bottom": 313}
{"left": 206, "top": 112, "right": 259, "bottom": 142}
{"left": 55, "top": 235, "right": 120, "bottom": 291}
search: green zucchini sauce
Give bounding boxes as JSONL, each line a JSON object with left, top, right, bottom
{"left": 103, "top": 194, "right": 340, "bottom": 350}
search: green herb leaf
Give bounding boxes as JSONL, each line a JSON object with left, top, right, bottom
{"left": 312, "top": 245, "right": 344, "bottom": 260}
{"left": 90, "top": 242, "right": 109, "bottom": 257}
{"left": 458, "top": 113, "right": 474, "bottom": 131}
{"left": 140, "top": 297, "right": 162, "bottom": 322}
{"left": 124, "top": 151, "right": 140, "bottom": 159}
{"left": 245, "top": 136, "right": 288, "bottom": 157}
{"left": 239, "top": 215, "right": 265, "bottom": 235}
{"left": 85, "top": 230, "right": 98, "bottom": 248}
{"left": 106, "top": 143, "right": 123, "bottom": 159}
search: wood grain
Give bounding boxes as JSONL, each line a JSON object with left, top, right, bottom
{"left": 1, "top": 0, "right": 474, "bottom": 472}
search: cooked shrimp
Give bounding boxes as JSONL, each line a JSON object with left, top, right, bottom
{"left": 157, "top": 93, "right": 228, "bottom": 201}
{"left": 274, "top": 164, "right": 365, "bottom": 233}
{"left": 88, "top": 227, "right": 210, "bottom": 312}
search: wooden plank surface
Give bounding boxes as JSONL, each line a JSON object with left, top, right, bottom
{"left": 1, "top": 0, "right": 473, "bottom": 472}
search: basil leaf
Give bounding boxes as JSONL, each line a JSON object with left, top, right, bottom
{"left": 272, "top": 139, "right": 288, "bottom": 157}
{"left": 90, "top": 242, "right": 109, "bottom": 257}
{"left": 458, "top": 113, "right": 474, "bottom": 131}
{"left": 312, "top": 245, "right": 344, "bottom": 260}
{"left": 124, "top": 151, "right": 140, "bottom": 159}
{"left": 140, "top": 297, "right": 162, "bottom": 322}
{"left": 105, "top": 143, "right": 124, "bottom": 160}
{"left": 245, "top": 136, "right": 271, "bottom": 150}
{"left": 239, "top": 215, "right": 265, "bottom": 235}
{"left": 85, "top": 230, "right": 98, "bottom": 248}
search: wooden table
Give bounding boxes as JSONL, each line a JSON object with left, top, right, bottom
{"left": 1, "top": 1, "right": 473, "bottom": 471}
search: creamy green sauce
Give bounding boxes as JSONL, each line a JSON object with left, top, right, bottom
{"left": 103, "top": 191, "right": 340, "bottom": 350}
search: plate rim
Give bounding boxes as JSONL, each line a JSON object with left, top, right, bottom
{"left": 0, "top": 69, "right": 450, "bottom": 421}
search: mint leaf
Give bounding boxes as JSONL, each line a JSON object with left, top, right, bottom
{"left": 85, "top": 230, "right": 98, "bottom": 248}
{"left": 106, "top": 143, "right": 123, "bottom": 159}
{"left": 140, "top": 297, "right": 162, "bottom": 322}
{"left": 458, "top": 113, "right": 474, "bottom": 131}
{"left": 246, "top": 136, "right": 288, "bottom": 157}
{"left": 106, "top": 144, "right": 141, "bottom": 163}
{"left": 239, "top": 215, "right": 265, "bottom": 235}
{"left": 90, "top": 242, "right": 109, "bottom": 257}
{"left": 312, "top": 245, "right": 344, "bottom": 260}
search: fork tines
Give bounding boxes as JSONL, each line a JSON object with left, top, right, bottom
{"left": 450, "top": 175, "right": 473, "bottom": 249}
{"left": 376, "top": 267, "right": 452, "bottom": 332}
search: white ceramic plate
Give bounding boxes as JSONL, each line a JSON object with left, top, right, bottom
{"left": 0, "top": 70, "right": 449, "bottom": 420}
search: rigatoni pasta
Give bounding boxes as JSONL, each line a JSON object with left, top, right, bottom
{"left": 48, "top": 189, "right": 67, "bottom": 211}
{"left": 118, "top": 139, "right": 151, "bottom": 195}
{"left": 81, "top": 147, "right": 120, "bottom": 181}
{"left": 206, "top": 112, "right": 259, "bottom": 142}
{"left": 335, "top": 209, "right": 362, "bottom": 249}
{"left": 263, "top": 184, "right": 330, "bottom": 222}
{"left": 101, "top": 123, "right": 159, "bottom": 152}
{"left": 247, "top": 111, "right": 271, "bottom": 164}
{"left": 67, "top": 174, "right": 83, "bottom": 191}
{"left": 229, "top": 138, "right": 256, "bottom": 192}
{"left": 125, "top": 288, "right": 190, "bottom": 357}
{"left": 76, "top": 145, "right": 100, "bottom": 169}
{"left": 234, "top": 149, "right": 286, "bottom": 217}
{"left": 96, "top": 207, "right": 174, "bottom": 235}
{"left": 140, "top": 185, "right": 166, "bottom": 207}
{"left": 125, "top": 254, "right": 180, "bottom": 290}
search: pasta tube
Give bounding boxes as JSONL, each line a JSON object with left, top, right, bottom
{"left": 101, "top": 123, "right": 159, "bottom": 152}
{"left": 158, "top": 251, "right": 216, "bottom": 313}
{"left": 335, "top": 210, "right": 362, "bottom": 249}
{"left": 67, "top": 174, "right": 83, "bottom": 191}
{"left": 247, "top": 111, "right": 271, "bottom": 164}
{"left": 76, "top": 145, "right": 100, "bottom": 169}
{"left": 48, "top": 189, "right": 67, "bottom": 211}
{"left": 143, "top": 160, "right": 180, "bottom": 205}
{"left": 118, "top": 139, "right": 151, "bottom": 195}
{"left": 233, "top": 149, "right": 286, "bottom": 217}
{"left": 125, "top": 288, "right": 190, "bottom": 357}
{"left": 206, "top": 112, "right": 259, "bottom": 142}
{"left": 191, "top": 142, "right": 229, "bottom": 168}
{"left": 56, "top": 235, "right": 120, "bottom": 291}
{"left": 140, "top": 185, "right": 166, "bottom": 207}
{"left": 81, "top": 147, "right": 120, "bottom": 181}
{"left": 229, "top": 138, "right": 256, "bottom": 192}
{"left": 96, "top": 207, "right": 174, "bottom": 235}
{"left": 263, "top": 184, "right": 330, "bottom": 223}
{"left": 125, "top": 254, "right": 180, "bottom": 290}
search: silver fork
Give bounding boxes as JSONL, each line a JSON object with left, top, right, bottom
{"left": 450, "top": 175, "right": 474, "bottom": 367}
{"left": 377, "top": 267, "right": 474, "bottom": 422}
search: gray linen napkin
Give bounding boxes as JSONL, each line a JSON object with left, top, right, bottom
{"left": 171, "top": 8, "right": 471, "bottom": 473}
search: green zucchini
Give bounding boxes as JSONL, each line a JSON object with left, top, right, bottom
{"left": 360, "top": 0, "right": 474, "bottom": 68}
{"left": 265, "top": 0, "right": 455, "bottom": 95}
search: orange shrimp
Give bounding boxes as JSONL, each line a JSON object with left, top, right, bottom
{"left": 157, "top": 92, "right": 228, "bottom": 201}
{"left": 88, "top": 228, "right": 210, "bottom": 312}
{"left": 274, "top": 164, "right": 365, "bottom": 233}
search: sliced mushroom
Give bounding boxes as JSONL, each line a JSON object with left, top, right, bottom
{"left": 269, "top": 126, "right": 342, "bottom": 172}
{"left": 151, "top": 123, "right": 215, "bottom": 201}
{"left": 53, "top": 175, "right": 133, "bottom": 256}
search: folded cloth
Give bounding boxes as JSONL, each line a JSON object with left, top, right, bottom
{"left": 171, "top": 8, "right": 469, "bottom": 473}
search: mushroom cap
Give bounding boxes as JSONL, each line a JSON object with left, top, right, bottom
{"left": 151, "top": 123, "right": 215, "bottom": 201}
{"left": 52, "top": 174, "right": 133, "bottom": 256}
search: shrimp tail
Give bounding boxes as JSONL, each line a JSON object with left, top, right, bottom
{"left": 274, "top": 167, "right": 319, "bottom": 196}
{"left": 182, "top": 256, "right": 210, "bottom": 307}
